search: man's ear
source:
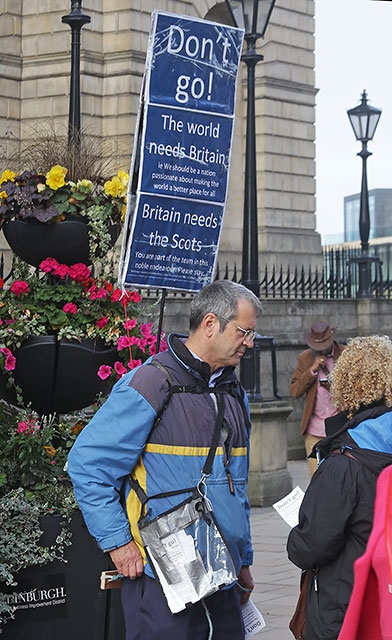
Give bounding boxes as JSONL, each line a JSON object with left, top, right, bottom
{"left": 202, "top": 313, "right": 218, "bottom": 338}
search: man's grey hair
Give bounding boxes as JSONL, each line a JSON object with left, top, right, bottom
{"left": 189, "top": 280, "right": 263, "bottom": 332}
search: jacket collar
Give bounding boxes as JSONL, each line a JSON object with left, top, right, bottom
{"left": 167, "top": 333, "right": 237, "bottom": 387}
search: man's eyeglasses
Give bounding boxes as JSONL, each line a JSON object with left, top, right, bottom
{"left": 215, "top": 314, "right": 257, "bottom": 344}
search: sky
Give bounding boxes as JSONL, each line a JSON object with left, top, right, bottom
{"left": 315, "top": 0, "right": 392, "bottom": 243}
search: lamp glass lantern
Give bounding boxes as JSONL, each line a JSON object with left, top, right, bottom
{"left": 347, "top": 90, "right": 382, "bottom": 143}
{"left": 226, "top": 0, "right": 275, "bottom": 37}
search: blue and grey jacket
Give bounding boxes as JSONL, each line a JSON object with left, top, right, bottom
{"left": 68, "top": 333, "right": 253, "bottom": 579}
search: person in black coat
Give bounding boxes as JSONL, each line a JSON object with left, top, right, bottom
{"left": 287, "top": 335, "right": 392, "bottom": 640}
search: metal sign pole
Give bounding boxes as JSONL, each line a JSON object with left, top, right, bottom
{"left": 156, "top": 288, "right": 167, "bottom": 354}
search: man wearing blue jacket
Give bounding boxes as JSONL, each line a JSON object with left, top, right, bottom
{"left": 68, "top": 280, "right": 263, "bottom": 639}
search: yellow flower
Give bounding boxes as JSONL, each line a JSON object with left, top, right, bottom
{"left": 46, "top": 165, "right": 67, "bottom": 190}
{"left": 121, "top": 203, "right": 127, "bottom": 222}
{"left": 76, "top": 179, "right": 93, "bottom": 190}
{"left": 37, "top": 183, "right": 46, "bottom": 193}
{"left": 117, "top": 170, "right": 129, "bottom": 186}
{"left": 104, "top": 175, "right": 126, "bottom": 198}
{"left": 0, "top": 170, "right": 16, "bottom": 185}
{"left": 0, "top": 190, "right": 7, "bottom": 199}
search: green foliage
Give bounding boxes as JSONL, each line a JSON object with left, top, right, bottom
{"left": 0, "top": 402, "right": 80, "bottom": 630}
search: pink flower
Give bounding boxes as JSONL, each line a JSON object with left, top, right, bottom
{"left": 97, "top": 365, "right": 112, "bottom": 380}
{"left": 40, "top": 257, "right": 59, "bottom": 273}
{"left": 0, "top": 347, "right": 12, "bottom": 357}
{"left": 123, "top": 318, "right": 137, "bottom": 330}
{"left": 159, "top": 338, "right": 168, "bottom": 353}
{"left": 149, "top": 336, "right": 167, "bottom": 355}
{"left": 128, "top": 291, "right": 141, "bottom": 303}
{"left": 114, "top": 361, "right": 127, "bottom": 377}
{"left": 17, "top": 421, "right": 28, "bottom": 433}
{"left": 129, "top": 336, "right": 146, "bottom": 352}
{"left": 96, "top": 316, "right": 109, "bottom": 329}
{"left": 87, "top": 285, "right": 98, "bottom": 300}
{"left": 63, "top": 303, "right": 77, "bottom": 314}
{"left": 53, "top": 264, "right": 70, "bottom": 279}
{"left": 96, "top": 288, "right": 108, "bottom": 300}
{"left": 5, "top": 354, "right": 16, "bottom": 371}
{"left": 68, "top": 263, "right": 91, "bottom": 282}
{"left": 10, "top": 280, "right": 29, "bottom": 296}
{"left": 110, "top": 288, "right": 122, "bottom": 303}
{"left": 140, "top": 323, "right": 153, "bottom": 337}
{"left": 50, "top": 460, "right": 55, "bottom": 465}
{"left": 128, "top": 359, "right": 142, "bottom": 370}
{"left": 117, "top": 336, "right": 130, "bottom": 351}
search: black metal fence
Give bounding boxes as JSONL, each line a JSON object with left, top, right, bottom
{"left": 214, "top": 244, "right": 392, "bottom": 299}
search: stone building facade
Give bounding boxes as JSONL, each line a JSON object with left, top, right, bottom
{"left": 0, "top": 0, "right": 321, "bottom": 270}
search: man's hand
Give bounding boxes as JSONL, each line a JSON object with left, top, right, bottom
{"left": 310, "top": 354, "right": 326, "bottom": 374}
{"left": 237, "top": 566, "right": 254, "bottom": 605}
{"left": 109, "top": 540, "right": 144, "bottom": 580}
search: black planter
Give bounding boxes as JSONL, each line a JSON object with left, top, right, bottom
{"left": 0, "top": 336, "right": 117, "bottom": 414}
{"left": 1, "top": 511, "right": 125, "bottom": 640}
{"left": 3, "top": 217, "right": 121, "bottom": 267}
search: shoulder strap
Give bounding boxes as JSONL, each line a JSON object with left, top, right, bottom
{"left": 202, "top": 392, "right": 225, "bottom": 476}
{"left": 148, "top": 361, "right": 175, "bottom": 429}
{"left": 331, "top": 447, "right": 379, "bottom": 476}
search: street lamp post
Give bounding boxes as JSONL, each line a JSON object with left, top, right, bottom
{"left": 62, "top": 1, "right": 91, "bottom": 146}
{"left": 225, "top": 0, "right": 275, "bottom": 400}
{"left": 347, "top": 90, "right": 382, "bottom": 298}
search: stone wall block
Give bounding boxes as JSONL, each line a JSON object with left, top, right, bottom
{"left": 52, "top": 96, "right": 69, "bottom": 117}
{"left": 0, "top": 14, "right": 15, "bottom": 36}
{"left": 23, "top": 14, "right": 53, "bottom": 35}
{"left": 103, "top": 13, "right": 117, "bottom": 32}
{"left": 21, "top": 35, "right": 38, "bottom": 57}
{"left": 21, "top": 98, "right": 52, "bottom": 119}
{"left": 37, "top": 76, "right": 68, "bottom": 98}
{"left": 37, "top": 32, "right": 69, "bottom": 55}
{"left": 7, "top": 99, "right": 20, "bottom": 119}
{"left": 103, "top": 31, "right": 131, "bottom": 53}
{"left": 39, "top": 0, "right": 68, "bottom": 12}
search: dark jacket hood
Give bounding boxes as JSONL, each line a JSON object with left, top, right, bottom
{"left": 312, "top": 403, "right": 392, "bottom": 476}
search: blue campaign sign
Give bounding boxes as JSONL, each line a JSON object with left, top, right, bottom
{"left": 123, "top": 193, "right": 224, "bottom": 291}
{"left": 148, "top": 12, "right": 243, "bottom": 115}
{"left": 140, "top": 105, "right": 232, "bottom": 203}
{"left": 119, "top": 11, "right": 243, "bottom": 292}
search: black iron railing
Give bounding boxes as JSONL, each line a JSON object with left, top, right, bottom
{"left": 214, "top": 243, "right": 392, "bottom": 299}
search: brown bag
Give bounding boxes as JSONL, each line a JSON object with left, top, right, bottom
{"left": 289, "top": 569, "right": 311, "bottom": 640}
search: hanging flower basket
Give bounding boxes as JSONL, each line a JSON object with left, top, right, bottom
{"left": 0, "top": 257, "right": 167, "bottom": 413}
{"left": 0, "top": 335, "right": 117, "bottom": 414}
{"left": 0, "top": 166, "right": 128, "bottom": 266}
{"left": 3, "top": 217, "right": 121, "bottom": 267}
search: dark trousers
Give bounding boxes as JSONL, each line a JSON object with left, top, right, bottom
{"left": 121, "top": 574, "right": 245, "bottom": 639}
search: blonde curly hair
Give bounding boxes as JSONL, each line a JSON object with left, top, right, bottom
{"left": 330, "top": 335, "right": 392, "bottom": 418}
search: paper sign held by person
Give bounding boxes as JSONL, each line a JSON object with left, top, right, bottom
{"left": 272, "top": 486, "right": 305, "bottom": 528}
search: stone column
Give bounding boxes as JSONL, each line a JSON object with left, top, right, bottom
{"left": 247, "top": 400, "right": 293, "bottom": 506}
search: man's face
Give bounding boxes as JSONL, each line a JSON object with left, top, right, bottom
{"left": 210, "top": 299, "right": 257, "bottom": 370}
{"left": 318, "top": 346, "right": 333, "bottom": 356}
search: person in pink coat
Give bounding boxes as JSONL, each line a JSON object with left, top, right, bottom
{"left": 338, "top": 464, "right": 392, "bottom": 640}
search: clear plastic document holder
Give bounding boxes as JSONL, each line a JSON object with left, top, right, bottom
{"left": 139, "top": 487, "right": 237, "bottom": 614}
